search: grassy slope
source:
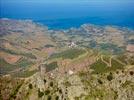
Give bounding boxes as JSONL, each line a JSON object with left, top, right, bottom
{"left": 49, "top": 49, "right": 86, "bottom": 60}
{"left": 0, "top": 58, "right": 34, "bottom": 75}
{"left": 91, "top": 58, "right": 124, "bottom": 74}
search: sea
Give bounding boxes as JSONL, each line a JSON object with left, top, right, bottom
{"left": 0, "top": 1, "right": 134, "bottom": 29}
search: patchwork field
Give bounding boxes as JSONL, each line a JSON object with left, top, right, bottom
{"left": 0, "top": 19, "right": 134, "bottom": 100}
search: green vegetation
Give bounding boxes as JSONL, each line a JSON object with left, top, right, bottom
{"left": 107, "top": 73, "right": 113, "bottom": 81}
{"left": 1, "top": 20, "right": 134, "bottom": 100}
{"left": 10, "top": 83, "right": 23, "bottom": 99}
{"left": 116, "top": 54, "right": 134, "bottom": 65}
{"left": 12, "top": 70, "right": 38, "bottom": 78}
{"left": 103, "top": 56, "right": 110, "bottom": 62}
{"left": 117, "top": 54, "right": 134, "bottom": 65}
{"left": 64, "top": 81, "right": 71, "bottom": 87}
{"left": 55, "top": 96, "right": 59, "bottom": 100}
{"left": 91, "top": 58, "right": 124, "bottom": 74}
{"left": 122, "top": 81, "right": 134, "bottom": 88}
{"left": 98, "top": 79, "right": 103, "bottom": 84}
{"left": 111, "top": 59, "right": 124, "bottom": 69}
{"left": 38, "top": 89, "right": 44, "bottom": 98}
{"left": 45, "top": 62, "right": 58, "bottom": 72}
{"left": 127, "top": 39, "right": 134, "bottom": 44}
{"left": 44, "top": 79, "right": 47, "bottom": 84}
{"left": 113, "top": 91, "right": 118, "bottom": 99}
{"left": 0, "top": 58, "right": 18, "bottom": 75}
{"left": 16, "top": 58, "right": 34, "bottom": 68}
{"left": 129, "top": 71, "right": 134, "bottom": 76}
{"left": 128, "top": 56, "right": 134, "bottom": 65}
{"left": 79, "top": 71, "right": 87, "bottom": 77}
{"left": 23, "top": 53, "right": 37, "bottom": 59}
{"left": 0, "top": 47, "right": 37, "bottom": 59}
{"left": 58, "top": 89, "right": 62, "bottom": 94}
{"left": 117, "top": 54, "right": 128, "bottom": 64}
{"left": 91, "top": 59, "right": 107, "bottom": 74}
{"left": 47, "top": 95, "right": 52, "bottom": 100}
{"left": 49, "top": 49, "right": 85, "bottom": 59}
{"left": 89, "top": 40, "right": 97, "bottom": 48}
{"left": 44, "top": 90, "right": 50, "bottom": 95}
{"left": 50, "top": 81, "right": 53, "bottom": 87}
{"left": 84, "top": 88, "right": 114, "bottom": 100}
{"left": 29, "top": 83, "right": 33, "bottom": 89}
{"left": 99, "top": 43, "right": 124, "bottom": 54}
{"left": 45, "top": 44, "right": 54, "bottom": 48}
{"left": 0, "top": 58, "right": 35, "bottom": 75}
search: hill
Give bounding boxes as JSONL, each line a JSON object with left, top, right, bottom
{"left": 0, "top": 19, "right": 134, "bottom": 100}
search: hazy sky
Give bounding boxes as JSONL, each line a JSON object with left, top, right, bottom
{"left": 1, "top": 0, "right": 134, "bottom": 3}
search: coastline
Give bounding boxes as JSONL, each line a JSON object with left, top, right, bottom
{"left": 1, "top": 18, "right": 134, "bottom": 30}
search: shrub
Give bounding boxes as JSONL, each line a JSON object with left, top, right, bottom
{"left": 10, "top": 83, "right": 23, "bottom": 99}
{"left": 47, "top": 95, "right": 52, "bottom": 100}
{"left": 44, "top": 79, "right": 47, "bottom": 84}
{"left": 45, "top": 44, "right": 54, "bottom": 48}
{"left": 45, "top": 62, "right": 58, "bottom": 72}
{"left": 38, "top": 89, "right": 44, "bottom": 98}
{"left": 98, "top": 79, "right": 103, "bottom": 84}
{"left": 59, "top": 89, "right": 62, "bottom": 94}
{"left": 107, "top": 73, "right": 113, "bottom": 81}
{"left": 50, "top": 81, "right": 53, "bottom": 87}
{"left": 55, "top": 96, "right": 59, "bottom": 100}
{"left": 116, "top": 71, "right": 119, "bottom": 74}
{"left": 64, "top": 81, "right": 71, "bottom": 87}
{"left": 44, "top": 90, "right": 50, "bottom": 95}
{"left": 122, "top": 81, "right": 132, "bottom": 88}
{"left": 29, "top": 84, "right": 33, "bottom": 89}
{"left": 129, "top": 71, "right": 134, "bottom": 76}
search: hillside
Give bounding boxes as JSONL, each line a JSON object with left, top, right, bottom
{"left": 0, "top": 19, "right": 134, "bottom": 100}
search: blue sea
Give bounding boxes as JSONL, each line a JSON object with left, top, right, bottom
{"left": 1, "top": 1, "right": 134, "bottom": 29}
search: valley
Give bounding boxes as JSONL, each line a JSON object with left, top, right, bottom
{"left": 0, "top": 19, "right": 134, "bottom": 100}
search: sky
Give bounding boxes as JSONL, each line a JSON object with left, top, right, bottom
{"left": 1, "top": 0, "right": 134, "bottom": 7}
{"left": 1, "top": 0, "right": 134, "bottom": 28}
{"left": 1, "top": 0, "right": 134, "bottom": 3}
{"left": 1, "top": 0, "right": 134, "bottom": 6}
